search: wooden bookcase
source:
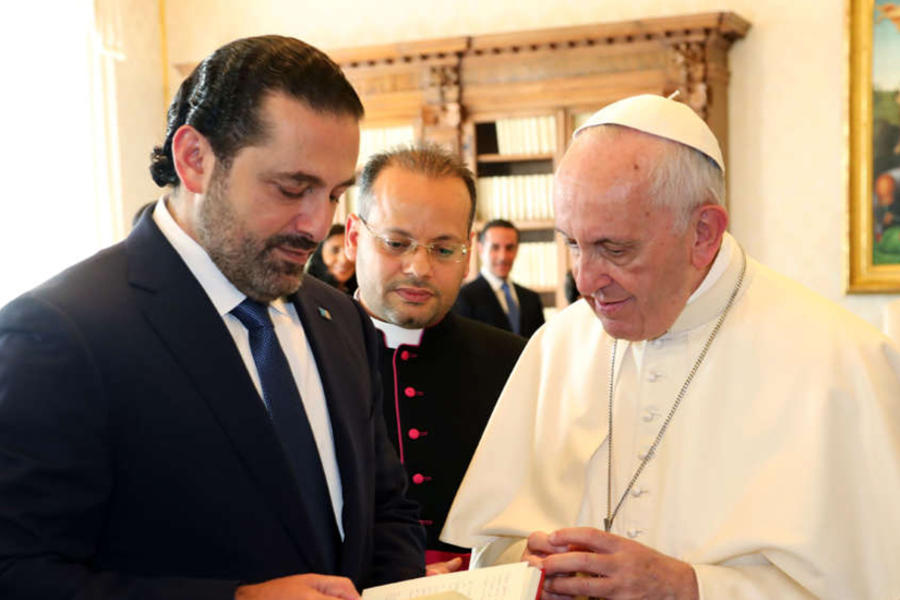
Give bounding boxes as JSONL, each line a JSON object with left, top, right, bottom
{"left": 330, "top": 12, "right": 750, "bottom": 314}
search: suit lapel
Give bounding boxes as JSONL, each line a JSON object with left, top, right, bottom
{"left": 125, "top": 216, "right": 330, "bottom": 573}
{"left": 290, "top": 284, "right": 369, "bottom": 579}
{"left": 476, "top": 275, "right": 514, "bottom": 331}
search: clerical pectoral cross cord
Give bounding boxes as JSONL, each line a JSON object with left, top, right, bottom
{"left": 604, "top": 248, "right": 747, "bottom": 533}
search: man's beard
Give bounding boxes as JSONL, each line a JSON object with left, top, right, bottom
{"left": 195, "top": 167, "right": 318, "bottom": 303}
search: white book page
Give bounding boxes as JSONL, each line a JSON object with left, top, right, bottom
{"left": 362, "top": 562, "right": 541, "bottom": 600}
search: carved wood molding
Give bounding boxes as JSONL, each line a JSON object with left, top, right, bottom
{"left": 420, "top": 61, "right": 463, "bottom": 153}
{"left": 330, "top": 12, "right": 748, "bottom": 67}
{"left": 173, "top": 13, "right": 749, "bottom": 140}
{"left": 331, "top": 11, "right": 749, "bottom": 145}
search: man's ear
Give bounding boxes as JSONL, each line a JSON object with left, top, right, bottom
{"left": 691, "top": 203, "right": 729, "bottom": 270}
{"left": 171, "top": 125, "right": 215, "bottom": 194}
{"left": 345, "top": 213, "right": 361, "bottom": 262}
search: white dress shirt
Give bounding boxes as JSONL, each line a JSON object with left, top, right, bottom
{"left": 480, "top": 267, "right": 519, "bottom": 314}
{"left": 152, "top": 197, "right": 344, "bottom": 537}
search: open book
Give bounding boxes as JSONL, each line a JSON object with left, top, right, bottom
{"left": 362, "top": 562, "right": 544, "bottom": 600}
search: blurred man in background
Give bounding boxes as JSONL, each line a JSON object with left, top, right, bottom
{"left": 454, "top": 219, "right": 544, "bottom": 337}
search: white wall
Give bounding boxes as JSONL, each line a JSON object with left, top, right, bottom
{"left": 157, "top": 0, "right": 899, "bottom": 328}
{"left": 0, "top": 1, "right": 136, "bottom": 305}
{"left": 115, "top": 0, "right": 166, "bottom": 231}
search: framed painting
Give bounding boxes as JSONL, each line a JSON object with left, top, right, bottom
{"left": 849, "top": 0, "right": 900, "bottom": 291}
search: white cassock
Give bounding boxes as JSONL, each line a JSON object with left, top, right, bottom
{"left": 441, "top": 233, "right": 900, "bottom": 599}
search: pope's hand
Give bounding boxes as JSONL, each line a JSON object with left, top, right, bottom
{"left": 522, "top": 530, "right": 560, "bottom": 564}
{"left": 234, "top": 573, "right": 360, "bottom": 600}
{"left": 524, "top": 527, "right": 698, "bottom": 600}
{"left": 426, "top": 557, "right": 464, "bottom": 576}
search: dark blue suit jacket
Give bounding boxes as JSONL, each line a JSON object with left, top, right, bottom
{"left": 453, "top": 274, "right": 545, "bottom": 338}
{"left": 0, "top": 212, "right": 424, "bottom": 599}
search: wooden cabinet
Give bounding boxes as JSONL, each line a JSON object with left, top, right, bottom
{"left": 470, "top": 114, "right": 559, "bottom": 310}
{"left": 330, "top": 12, "right": 749, "bottom": 315}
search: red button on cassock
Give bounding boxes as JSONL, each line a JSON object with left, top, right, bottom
{"left": 404, "top": 386, "right": 416, "bottom": 398}
{"left": 400, "top": 350, "right": 410, "bottom": 361}
{"left": 412, "top": 473, "right": 425, "bottom": 484}
{"left": 408, "top": 428, "right": 420, "bottom": 439}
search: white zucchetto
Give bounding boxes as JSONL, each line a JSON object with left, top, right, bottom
{"left": 574, "top": 94, "right": 725, "bottom": 172}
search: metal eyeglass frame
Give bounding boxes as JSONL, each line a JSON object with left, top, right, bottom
{"left": 357, "top": 215, "right": 469, "bottom": 264}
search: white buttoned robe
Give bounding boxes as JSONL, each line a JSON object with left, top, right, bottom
{"left": 442, "top": 234, "right": 900, "bottom": 599}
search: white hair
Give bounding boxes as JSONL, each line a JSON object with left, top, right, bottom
{"left": 583, "top": 124, "right": 726, "bottom": 231}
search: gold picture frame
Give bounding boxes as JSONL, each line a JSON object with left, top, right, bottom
{"left": 849, "top": 0, "right": 900, "bottom": 291}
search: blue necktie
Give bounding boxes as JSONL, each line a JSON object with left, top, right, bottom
{"left": 231, "top": 298, "right": 339, "bottom": 571}
{"left": 501, "top": 281, "right": 521, "bottom": 335}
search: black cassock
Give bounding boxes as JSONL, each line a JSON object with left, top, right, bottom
{"left": 376, "top": 312, "right": 526, "bottom": 553}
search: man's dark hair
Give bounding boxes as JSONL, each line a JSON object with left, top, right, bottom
{"left": 478, "top": 219, "right": 519, "bottom": 244}
{"left": 149, "top": 35, "right": 364, "bottom": 187}
{"left": 357, "top": 144, "right": 477, "bottom": 231}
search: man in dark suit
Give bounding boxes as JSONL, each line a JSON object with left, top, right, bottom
{"left": 453, "top": 219, "right": 545, "bottom": 338}
{"left": 345, "top": 146, "right": 525, "bottom": 574}
{"left": 0, "top": 36, "right": 423, "bottom": 600}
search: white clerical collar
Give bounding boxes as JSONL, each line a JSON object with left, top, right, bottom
{"left": 152, "top": 196, "right": 291, "bottom": 318}
{"left": 367, "top": 315, "right": 424, "bottom": 349}
{"left": 480, "top": 267, "right": 509, "bottom": 292}
{"left": 666, "top": 231, "right": 746, "bottom": 336}
{"left": 617, "top": 233, "right": 743, "bottom": 380}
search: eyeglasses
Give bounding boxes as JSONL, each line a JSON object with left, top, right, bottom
{"left": 358, "top": 216, "right": 469, "bottom": 264}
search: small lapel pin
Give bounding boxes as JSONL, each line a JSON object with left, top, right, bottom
{"left": 318, "top": 307, "right": 332, "bottom": 321}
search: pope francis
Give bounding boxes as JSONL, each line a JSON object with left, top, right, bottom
{"left": 441, "top": 94, "right": 900, "bottom": 599}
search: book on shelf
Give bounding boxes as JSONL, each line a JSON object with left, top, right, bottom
{"left": 358, "top": 125, "right": 416, "bottom": 167}
{"left": 362, "top": 562, "right": 544, "bottom": 600}
{"left": 476, "top": 174, "right": 553, "bottom": 222}
{"left": 511, "top": 241, "right": 558, "bottom": 289}
{"left": 494, "top": 115, "right": 556, "bottom": 155}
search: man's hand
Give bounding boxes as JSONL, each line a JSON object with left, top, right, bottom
{"left": 234, "top": 573, "right": 360, "bottom": 600}
{"left": 426, "top": 557, "right": 464, "bottom": 576}
{"left": 525, "top": 527, "right": 698, "bottom": 600}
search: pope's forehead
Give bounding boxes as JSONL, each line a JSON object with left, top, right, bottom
{"left": 557, "top": 130, "right": 666, "bottom": 193}
{"left": 571, "top": 126, "right": 669, "bottom": 161}
{"left": 553, "top": 176, "right": 647, "bottom": 220}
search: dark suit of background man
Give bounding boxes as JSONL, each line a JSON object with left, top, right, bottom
{"left": 453, "top": 219, "right": 545, "bottom": 338}
{"left": 345, "top": 146, "right": 526, "bottom": 573}
{"left": 0, "top": 36, "right": 424, "bottom": 600}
